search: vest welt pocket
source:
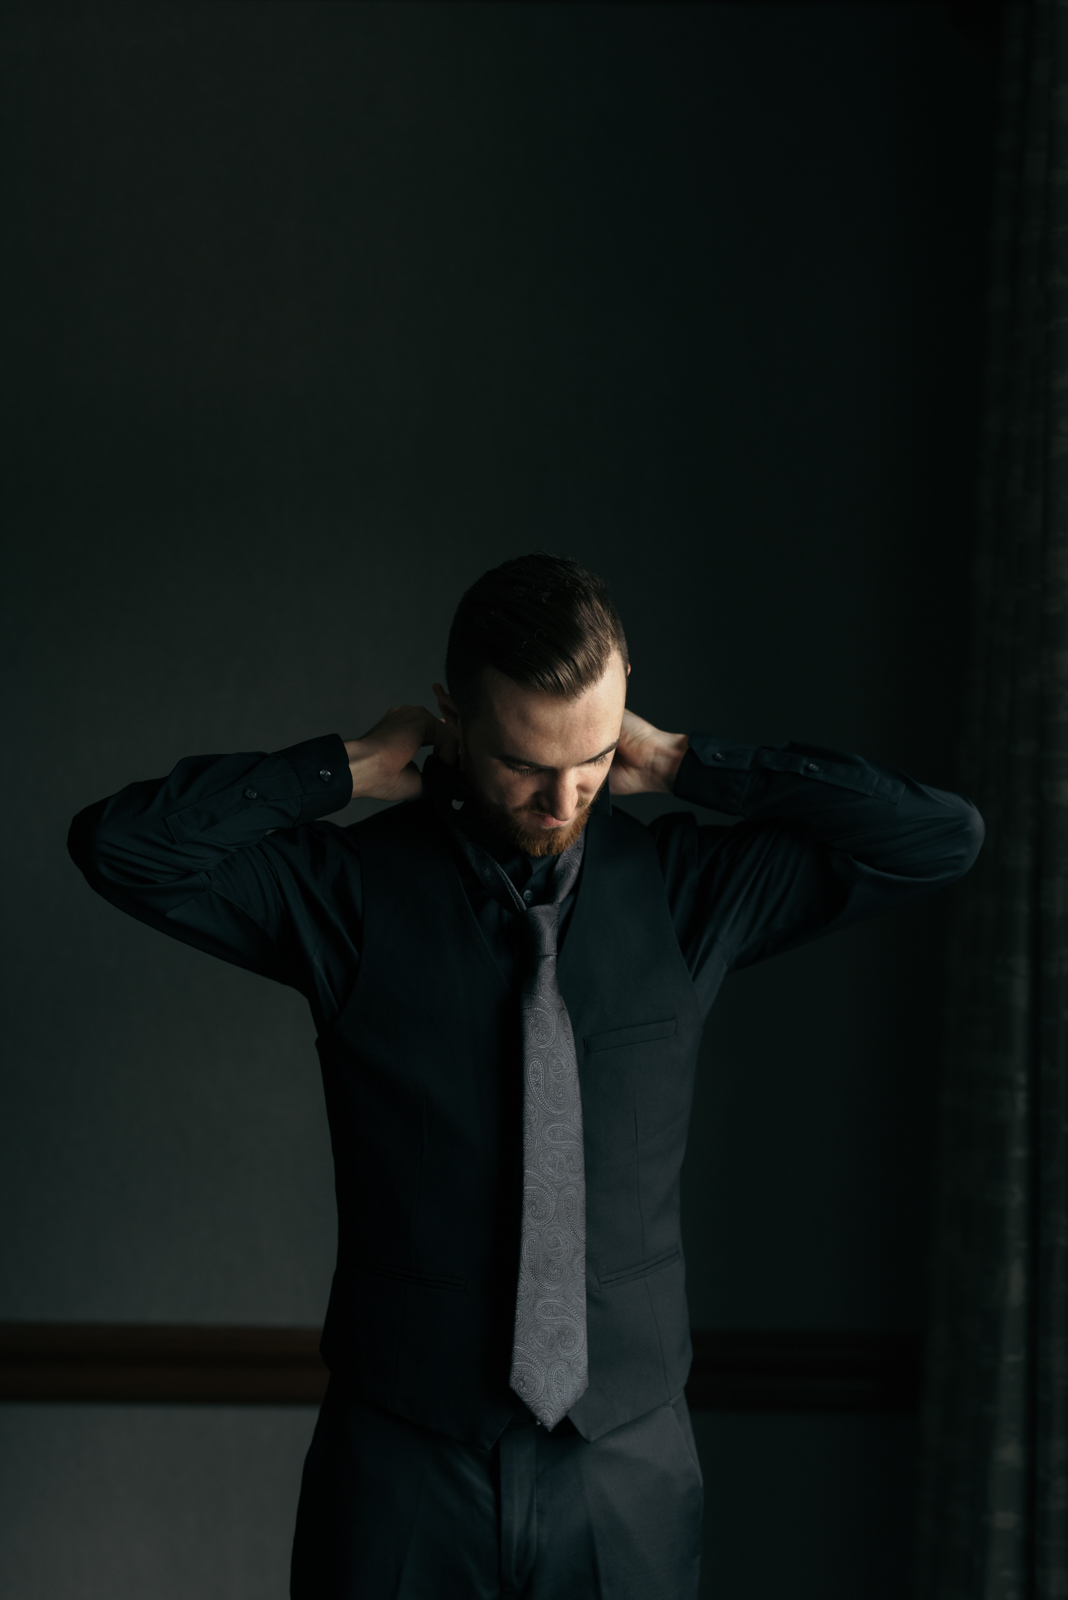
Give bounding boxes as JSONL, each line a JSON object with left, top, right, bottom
{"left": 584, "top": 1017, "right": 677, "bottom": 1053}
{"left": 358, "top": 1262, "right": 467, "bottom": 1293}
{"left": 597, "top": 1247, "right": 681, "bottom": 1289}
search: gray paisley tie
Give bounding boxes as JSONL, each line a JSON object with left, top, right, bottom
{"left": 446, "top": 817, "right": 588, "bottom": 1429}
{"left": 509, "top": 840, "right": 588, "bottom": 1429}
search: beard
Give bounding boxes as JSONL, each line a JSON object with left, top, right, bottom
{"left": 470, "top": 777, "right": 604, "bottom": 858}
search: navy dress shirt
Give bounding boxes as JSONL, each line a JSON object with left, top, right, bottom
{"left": 68, "top": 732, "right": 984, "bottom": 1031}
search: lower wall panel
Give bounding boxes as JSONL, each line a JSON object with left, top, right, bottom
{"left": 694, "top": 1410, "right": 918, "bottom": 1600}
{"left": 0, "top": 1405, "right": 918, "bottom": 1600}
{"left": 0, "top": 1405, "right": 317, "bottom": 1600}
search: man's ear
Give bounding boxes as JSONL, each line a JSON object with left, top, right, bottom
{"left": 432, "top": 681, "right": 461, "bottom": 735}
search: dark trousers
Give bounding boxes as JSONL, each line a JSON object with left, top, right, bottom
{"left": 290, "top": 1382, "right": 703, "bottom": 1599}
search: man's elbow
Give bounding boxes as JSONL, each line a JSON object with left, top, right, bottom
{"left": 951, "top": 797, "right": 985, "bottom": 880}
{"left": 67, "top": 798, "right": 117, "bottom": 885}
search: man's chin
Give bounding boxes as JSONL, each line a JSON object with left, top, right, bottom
{"left": 482, "top": 804, "right": 591, "bottom": 858}
{"left": 512, "top": 811, "right": 590, "bottom": 858}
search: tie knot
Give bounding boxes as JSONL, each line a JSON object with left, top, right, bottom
{"left": 524, "top": 902, "right": 559, "bottom": 957}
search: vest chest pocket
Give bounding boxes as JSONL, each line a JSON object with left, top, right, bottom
{"left": 584, "top": 1017, "right": 677, "bottom": 1054}
{"left": 581, "top": 1015, "right": 690, "bottom": 1157}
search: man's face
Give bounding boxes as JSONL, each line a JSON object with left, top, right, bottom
{"left": 436, "top": 652, "right": 629, "bottom": 857}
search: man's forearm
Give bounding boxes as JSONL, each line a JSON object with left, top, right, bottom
{"left": 673, "top": 734, "right": 984, "bottom": 886}
{"left": 68, "top": 735, "right": 352, "bottom": 909}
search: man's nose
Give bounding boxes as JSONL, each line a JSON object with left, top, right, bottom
{"left": 540, "top": 772, "right": 580, "bottom": 821}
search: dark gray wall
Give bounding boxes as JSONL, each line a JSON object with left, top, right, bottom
{"left": 0, "top": 3, "right": 995, "bottom": 1596}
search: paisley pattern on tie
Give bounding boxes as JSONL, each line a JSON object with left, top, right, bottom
{"left": 440, "top": 813, "right": 588, "bottom": 1431}
{"left": 509, "top": 885, "right": 588, "bottom": 1428}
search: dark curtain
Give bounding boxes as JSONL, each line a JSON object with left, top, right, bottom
{"left": 916, "top": 3, "right": 1068, "bottom": 1595}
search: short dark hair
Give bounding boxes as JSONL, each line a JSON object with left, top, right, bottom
{"left": 445, "top": 553, "right": 629, "bottom": 717}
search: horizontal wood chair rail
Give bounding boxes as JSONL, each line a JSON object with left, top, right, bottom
{"left": 687, "top": 1328, "right": 921, "bottom": 1413}
{"left": 0, "top": 1324, "right": 922, "bottom": 1411}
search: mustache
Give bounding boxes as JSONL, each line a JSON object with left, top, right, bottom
{"left": 473, "top": 776, "right": 604, "bottom": 859}
{"left": 508, "top": 808, "right": 591, "bottom": 858}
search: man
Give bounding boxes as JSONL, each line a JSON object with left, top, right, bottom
{"left": 69, "top": 553, "right": 983, "bottom": 1599}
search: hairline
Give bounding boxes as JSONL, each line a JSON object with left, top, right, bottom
{"left": 451, "top": 650, "right": 628, "bottom": 727}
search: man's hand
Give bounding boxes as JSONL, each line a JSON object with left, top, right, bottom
{"left": 609, "top": 710, "right": 688, "bottom": 797}
{"left": 344, "top": 706, "right": 458, "bottom": 802}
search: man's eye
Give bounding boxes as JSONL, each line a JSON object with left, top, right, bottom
{"left": 508, "top": 763, "right": 540, "bottom": 775}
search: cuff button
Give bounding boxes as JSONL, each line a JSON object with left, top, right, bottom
{"left": 319, "top": 769, "right": 332, "bottom": 782}
{"left": 712, "top": 751, "right": 724, "bottom": 762}
{"left": 244, "top": 788, "right": 258, "bottom": 799}
{"left": 806, "top": 762, "right": 819, "bottom": 772}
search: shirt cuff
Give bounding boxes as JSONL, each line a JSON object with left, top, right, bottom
{"left": 274, "top": 734, "right": 353, "bottom": 821}
{"left": 672, "top": 734, "right": 755, "bottom": 815}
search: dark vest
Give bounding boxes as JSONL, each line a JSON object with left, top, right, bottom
{"left": 316, "top": 794, "right": 703, "bottom": 1446}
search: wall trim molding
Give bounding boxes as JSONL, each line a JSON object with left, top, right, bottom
{"left": 0, "top": 1323, "right": 328, "bottom": 1405}
{"left": 0, "top": 1324, "right": 921, "bottom": 1412}
{"left": 687, "top": 1327, "right": 921, "bottom": 1413}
